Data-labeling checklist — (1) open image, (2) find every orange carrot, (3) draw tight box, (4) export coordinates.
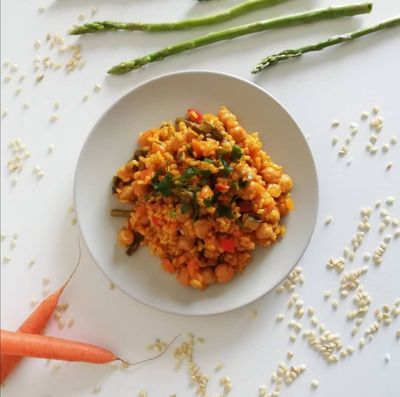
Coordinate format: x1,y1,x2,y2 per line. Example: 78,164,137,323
0,241,81,384
1,330,117,364
0,287,68,384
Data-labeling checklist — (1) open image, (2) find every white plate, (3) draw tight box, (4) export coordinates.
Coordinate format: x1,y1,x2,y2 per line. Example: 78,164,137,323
74,70,318,316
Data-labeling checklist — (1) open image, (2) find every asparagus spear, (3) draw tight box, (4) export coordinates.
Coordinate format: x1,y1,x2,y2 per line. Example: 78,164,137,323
70,0,290,35
108,2,373,75
253,15,400,73
110,209,131,217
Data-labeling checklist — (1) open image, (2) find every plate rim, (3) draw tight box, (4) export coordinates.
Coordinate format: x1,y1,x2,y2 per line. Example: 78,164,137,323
73,69,319,316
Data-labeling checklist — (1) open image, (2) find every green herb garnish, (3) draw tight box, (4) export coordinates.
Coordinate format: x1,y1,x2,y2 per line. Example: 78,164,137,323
238,179,248,189
220,157,233,176
216,203,233,218
198,169,211,184
177,166,211,187
169,210,177,218
152,172,173,197
178,166,198,183
204,192,221,207
231,144,243,162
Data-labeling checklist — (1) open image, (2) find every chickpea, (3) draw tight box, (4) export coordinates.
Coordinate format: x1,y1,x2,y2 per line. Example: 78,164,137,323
178,237,194,251
135,205,147,217
266,183,282,198
116,166,133,182
138,129,155,147
229,126,246,143
255,223,274,240
177,268,191,287
278,201,290,217
217,107,232,123
215,264,234,284
267,208,280,225
226,118,239,129
132,182,149,197
223,253,238,267
280,174,293,193
118,228,134,246
194,219,212,239
201,268,216,285
119,185,135,201
261,166,281,183
187,258,200,279
286,197,294,211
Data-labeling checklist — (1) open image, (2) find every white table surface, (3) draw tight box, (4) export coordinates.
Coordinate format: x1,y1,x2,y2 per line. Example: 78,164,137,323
1,1,399,396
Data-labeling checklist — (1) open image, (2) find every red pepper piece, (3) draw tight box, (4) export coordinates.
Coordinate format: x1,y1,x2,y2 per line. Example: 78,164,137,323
220,238,236,253
187,108,203,123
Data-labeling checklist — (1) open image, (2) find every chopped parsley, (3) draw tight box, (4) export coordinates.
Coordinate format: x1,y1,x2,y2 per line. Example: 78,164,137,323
216,203,234,218
231,144,243,162
238,179,248,189
178,166,198,183
198,169,211,184
204,192,221,207
152,172,173,197
220,157,233,176
177,166,212,188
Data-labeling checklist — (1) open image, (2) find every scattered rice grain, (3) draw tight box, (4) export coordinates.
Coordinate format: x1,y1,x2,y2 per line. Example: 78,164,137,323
258,385,268,397
361,111,369,120
214,362,224,372
311,379,319,389
386,196,395,205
